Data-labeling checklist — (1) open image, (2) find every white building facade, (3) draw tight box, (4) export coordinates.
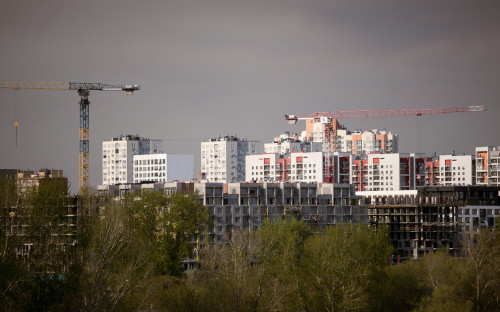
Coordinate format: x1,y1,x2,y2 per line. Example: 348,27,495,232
335,129,398,155
246,152,324,183
200,135,262,183
133,154,193,183
264,140,322,155
476,146,500,186
351,153,426,192
301,118,398,155
102,135,162,185
437,155,474,186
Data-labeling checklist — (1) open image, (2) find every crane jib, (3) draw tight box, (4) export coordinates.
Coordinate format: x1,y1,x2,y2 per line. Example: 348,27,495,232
0,81,140,193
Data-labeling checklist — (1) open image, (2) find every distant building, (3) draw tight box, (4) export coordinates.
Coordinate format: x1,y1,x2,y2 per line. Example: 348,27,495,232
102,134,162,185
475,146,500,186
133,153,193,183
351,153,426,192
335,128,398,155
425,154,475,187
200,135,262,183
301,118,398,155
16,169,67,194
265,132,322,155
0,169,76,273
246,152,324,183
98,181,366,246
0,169,18,180
359,186,500,261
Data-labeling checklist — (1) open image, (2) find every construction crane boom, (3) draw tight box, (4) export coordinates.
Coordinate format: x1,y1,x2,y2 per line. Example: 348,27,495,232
0,81,140,192
285,105,487,124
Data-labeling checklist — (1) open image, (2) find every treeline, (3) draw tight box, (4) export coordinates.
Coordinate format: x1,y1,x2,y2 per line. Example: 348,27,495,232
1,178,500,311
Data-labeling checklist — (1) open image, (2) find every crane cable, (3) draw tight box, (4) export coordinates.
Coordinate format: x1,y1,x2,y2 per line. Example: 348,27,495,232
13,89,19,147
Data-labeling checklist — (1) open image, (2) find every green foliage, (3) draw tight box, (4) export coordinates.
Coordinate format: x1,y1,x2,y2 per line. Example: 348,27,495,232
197,230,261,312
124,191,208,276
4,181,500,312
257,218,313,311
300,224,393,312
416,285,473,312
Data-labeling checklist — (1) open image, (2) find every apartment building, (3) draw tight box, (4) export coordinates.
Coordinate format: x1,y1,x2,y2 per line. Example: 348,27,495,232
246,152,323,183
16,169,66,194
0,169,18,180
98,181,366,248
264,140,322,155
302,118,398,154
476,146,500,186
351,153,426,192
200,135,262,183
102,134,162,185
246,152,351,184
335,128,398,155
304,118,346,144
133,153,193,183
265,132,322,155
1,170,78,273
425,155,474,187
359,186,500,260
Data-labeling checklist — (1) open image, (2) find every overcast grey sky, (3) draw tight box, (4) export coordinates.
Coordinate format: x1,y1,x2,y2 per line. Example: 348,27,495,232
1,0,499,193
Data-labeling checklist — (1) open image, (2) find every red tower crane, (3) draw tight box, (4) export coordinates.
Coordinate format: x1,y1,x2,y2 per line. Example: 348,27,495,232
284,105,487,182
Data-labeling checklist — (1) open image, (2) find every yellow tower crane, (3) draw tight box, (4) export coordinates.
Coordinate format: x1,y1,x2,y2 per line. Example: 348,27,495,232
0,82,140,192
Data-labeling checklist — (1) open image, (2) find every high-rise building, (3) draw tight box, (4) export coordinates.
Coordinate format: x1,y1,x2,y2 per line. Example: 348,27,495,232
200,135,262,183
302,119,398,155
476,146,500,186
264,137,322,155
335,128,398,155
246,152,351,184
246,152,324,183
425,155,475,187
133,153,193,183
102,135,162,185
351,153,426,192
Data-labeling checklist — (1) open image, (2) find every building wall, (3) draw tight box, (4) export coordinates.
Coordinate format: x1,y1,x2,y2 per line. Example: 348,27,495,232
336,129,397,155
476,146,500,186
166,154,193,182
246,152,323,183
98,182,366,249
200,136,262,183
102,135,162,185
16,169,68,194
437,155,474,186
133,154,193,183
264,141,322,155
351,153,425,192
359,186,500,260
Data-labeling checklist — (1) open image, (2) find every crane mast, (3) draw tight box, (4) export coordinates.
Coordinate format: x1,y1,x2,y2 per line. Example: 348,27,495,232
284,105,487,183
0,81,140,192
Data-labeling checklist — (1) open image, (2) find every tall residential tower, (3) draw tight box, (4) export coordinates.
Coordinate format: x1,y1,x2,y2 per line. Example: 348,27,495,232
200,135,262,182
102,135,162,185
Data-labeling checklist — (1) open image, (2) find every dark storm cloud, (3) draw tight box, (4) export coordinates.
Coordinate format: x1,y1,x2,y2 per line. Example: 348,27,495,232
1,0,499,193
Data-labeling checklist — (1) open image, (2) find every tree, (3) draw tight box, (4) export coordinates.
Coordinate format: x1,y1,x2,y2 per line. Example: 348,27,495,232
300,224,393,312
81,201,150,312
124,190,208,276
256,218,312,311
461,228,500,312
197,230,261,312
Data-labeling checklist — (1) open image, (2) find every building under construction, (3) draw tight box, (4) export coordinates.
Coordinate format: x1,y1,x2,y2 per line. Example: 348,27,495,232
359,186,500,260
